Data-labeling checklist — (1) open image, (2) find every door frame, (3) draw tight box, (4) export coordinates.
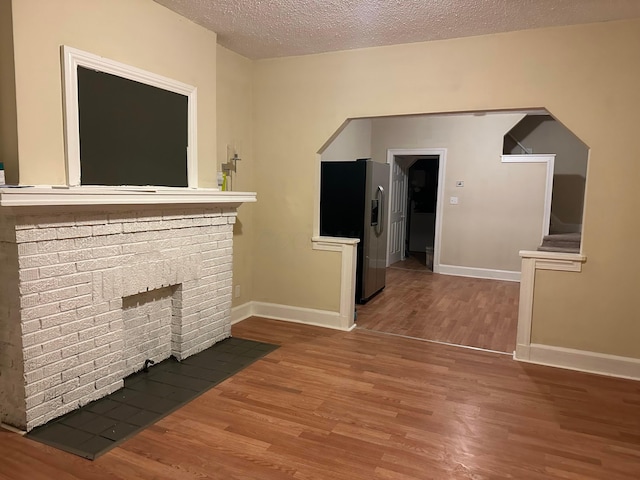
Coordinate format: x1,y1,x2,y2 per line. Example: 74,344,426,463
386,148,447,272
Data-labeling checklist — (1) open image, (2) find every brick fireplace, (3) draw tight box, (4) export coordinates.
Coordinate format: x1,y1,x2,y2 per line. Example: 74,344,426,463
0,187,255,431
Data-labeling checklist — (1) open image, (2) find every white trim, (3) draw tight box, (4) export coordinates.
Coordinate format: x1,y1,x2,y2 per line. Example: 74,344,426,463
515,250,587,365
313,154,322,238
0,186,256,207
516,344,640,382
311,236,359,250
501,154,555,238
230,302,253,325
228,301,355,331
0,423,26,435
386,148,446,273
312,236,359,330
62,46,198,188
438,264,521,282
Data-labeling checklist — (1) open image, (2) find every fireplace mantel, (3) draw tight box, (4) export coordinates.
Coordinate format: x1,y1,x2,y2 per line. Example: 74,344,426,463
0,186,254,432
0,186,257,208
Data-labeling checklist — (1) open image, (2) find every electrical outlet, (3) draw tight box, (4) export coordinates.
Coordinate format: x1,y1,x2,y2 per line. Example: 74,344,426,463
450,196,459,205
235,285,241,298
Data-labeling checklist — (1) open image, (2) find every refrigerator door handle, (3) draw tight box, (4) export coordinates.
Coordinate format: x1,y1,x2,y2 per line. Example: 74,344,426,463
375,185,384,236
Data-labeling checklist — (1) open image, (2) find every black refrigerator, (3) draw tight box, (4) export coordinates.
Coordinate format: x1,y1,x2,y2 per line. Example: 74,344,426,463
320,159,390,304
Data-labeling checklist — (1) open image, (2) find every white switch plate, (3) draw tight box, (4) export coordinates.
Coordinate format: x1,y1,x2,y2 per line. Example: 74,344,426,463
450,196,459,205
456,181,464,187
235,285,241,298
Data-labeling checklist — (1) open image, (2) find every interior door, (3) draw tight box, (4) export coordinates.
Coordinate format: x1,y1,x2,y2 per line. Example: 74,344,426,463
388,159,408,265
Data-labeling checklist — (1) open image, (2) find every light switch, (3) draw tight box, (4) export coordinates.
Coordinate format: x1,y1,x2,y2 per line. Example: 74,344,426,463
450,196,459,205
456,181,464,187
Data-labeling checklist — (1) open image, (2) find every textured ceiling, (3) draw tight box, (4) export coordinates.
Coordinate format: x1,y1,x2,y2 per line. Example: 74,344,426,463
153,0,640,59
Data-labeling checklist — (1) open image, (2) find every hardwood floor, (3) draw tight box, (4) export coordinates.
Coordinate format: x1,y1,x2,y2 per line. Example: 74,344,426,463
356,266,520,353
1,317,639,479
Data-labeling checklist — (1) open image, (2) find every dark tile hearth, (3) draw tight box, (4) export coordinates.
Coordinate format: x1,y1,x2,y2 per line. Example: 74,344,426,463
26,337,278,460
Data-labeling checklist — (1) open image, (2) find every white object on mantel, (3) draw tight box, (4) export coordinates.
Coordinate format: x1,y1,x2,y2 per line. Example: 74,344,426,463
0,186,257,207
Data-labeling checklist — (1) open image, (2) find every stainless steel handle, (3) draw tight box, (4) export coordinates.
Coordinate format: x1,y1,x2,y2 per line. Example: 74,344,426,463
376,186,384,236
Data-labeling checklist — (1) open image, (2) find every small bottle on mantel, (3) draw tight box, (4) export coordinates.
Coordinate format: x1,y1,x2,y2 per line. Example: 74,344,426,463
217,171,224,191
0,163,4,185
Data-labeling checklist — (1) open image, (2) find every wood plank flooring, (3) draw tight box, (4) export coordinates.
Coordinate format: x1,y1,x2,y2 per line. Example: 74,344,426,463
1,317,639,479
356,265,520,353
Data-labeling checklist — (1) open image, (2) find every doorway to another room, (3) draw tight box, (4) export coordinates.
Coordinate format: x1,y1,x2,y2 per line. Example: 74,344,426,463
388,153,440,272
318,112,587,355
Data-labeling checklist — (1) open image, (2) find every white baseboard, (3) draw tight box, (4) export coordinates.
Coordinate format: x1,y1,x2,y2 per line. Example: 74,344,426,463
0,422,26,435
437,264,521,282
230,302,253,325
230,301,354,331
515,343,640,381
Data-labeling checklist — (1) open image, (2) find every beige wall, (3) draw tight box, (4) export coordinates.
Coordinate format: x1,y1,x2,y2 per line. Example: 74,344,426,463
216,45,255,306
320,118,372,160
0,0,19,184
509,116,588,226
509,117,588,175
10,0,218,187
252,19,640,359
368,113,545,272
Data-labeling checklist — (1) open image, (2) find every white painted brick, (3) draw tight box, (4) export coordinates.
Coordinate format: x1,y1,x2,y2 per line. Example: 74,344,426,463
25,368,44,384
18,252,59,268
92,245,122,258
78,380,122,408
76,301,110,320
93,350,120,369
78,324,110,342
17,242,38,255
92,271,103,301
121,242,152,254
79,343,107,364
76,256,123,272
24,350,63,373
7,206,240,430
36,238,75,253
92,223,122,236
61,361,95,383
19,276,72,296
24,374,61,398
60,317,94,336
57,249,93,263
26,397,63,427
62,383,97,404
110,298,122,310
70,215,103,226
59,294,92,312
74,236,105,249
20,294,40,308
39,263,76,279
56,226,93,240
19,268,39,282
39,285,82,304
58,272,92,288
76,339,97,363
15,228,57,243
22,303,61,322
23,345,43,361
94,330,121,348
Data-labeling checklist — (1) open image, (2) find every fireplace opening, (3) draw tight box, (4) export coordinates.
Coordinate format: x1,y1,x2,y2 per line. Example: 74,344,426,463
122,286,178,377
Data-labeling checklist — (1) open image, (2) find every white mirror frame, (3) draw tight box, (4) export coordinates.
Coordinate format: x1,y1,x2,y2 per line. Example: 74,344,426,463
61,45,198,187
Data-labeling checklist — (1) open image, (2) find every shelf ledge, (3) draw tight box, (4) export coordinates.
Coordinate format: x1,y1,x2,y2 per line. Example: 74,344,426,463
0,186,257,207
